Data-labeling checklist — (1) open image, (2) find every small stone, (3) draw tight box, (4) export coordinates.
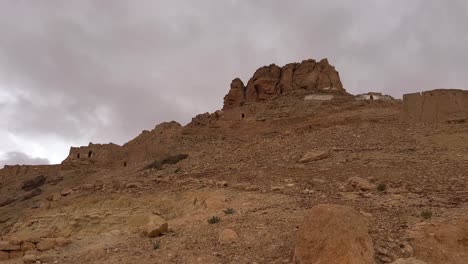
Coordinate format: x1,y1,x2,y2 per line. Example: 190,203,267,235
217,181,229,187
218,229,238,244
298,150,330,163
271,186,285,191
60,188,73,196
360,211,373,218
125,182,142,189
286,183,295,187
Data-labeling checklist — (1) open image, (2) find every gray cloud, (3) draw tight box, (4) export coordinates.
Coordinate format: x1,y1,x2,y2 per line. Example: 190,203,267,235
0,152,50,168
0,0,467,163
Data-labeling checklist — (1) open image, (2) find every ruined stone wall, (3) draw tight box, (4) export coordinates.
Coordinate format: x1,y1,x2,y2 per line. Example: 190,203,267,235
61,143,127,167
402,89,468,122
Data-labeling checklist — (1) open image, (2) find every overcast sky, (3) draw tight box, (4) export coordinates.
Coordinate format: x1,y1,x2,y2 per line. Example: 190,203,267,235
1,0,467,167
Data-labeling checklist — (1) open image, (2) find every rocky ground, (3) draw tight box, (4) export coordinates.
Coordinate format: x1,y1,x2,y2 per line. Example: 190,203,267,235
0,97,467,264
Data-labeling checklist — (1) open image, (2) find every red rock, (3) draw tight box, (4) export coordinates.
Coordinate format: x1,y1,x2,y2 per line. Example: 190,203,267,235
294,204,375,264
223,78,246,110
222,58,346,109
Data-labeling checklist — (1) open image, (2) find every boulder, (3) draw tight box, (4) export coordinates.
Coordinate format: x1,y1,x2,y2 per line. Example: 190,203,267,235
391,258,427,264
141,215,169,238
61,188,73,196
294,204,375,264
408,217,468,264
298,150,330,163
347,177,376,192
218,229,238,244
22,175,46,191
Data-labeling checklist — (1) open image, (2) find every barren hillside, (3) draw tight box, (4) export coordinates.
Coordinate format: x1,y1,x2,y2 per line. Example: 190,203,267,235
1,59,467,264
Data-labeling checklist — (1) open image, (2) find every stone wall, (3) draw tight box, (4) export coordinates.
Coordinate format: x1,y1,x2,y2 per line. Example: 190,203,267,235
402,89,468,122
61,143,127,168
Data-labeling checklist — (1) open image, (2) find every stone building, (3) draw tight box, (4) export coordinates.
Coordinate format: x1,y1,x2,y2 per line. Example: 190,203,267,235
402,89,468,122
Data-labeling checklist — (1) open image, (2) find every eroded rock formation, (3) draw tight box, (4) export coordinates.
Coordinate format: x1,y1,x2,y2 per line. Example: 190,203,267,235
223,58,346,110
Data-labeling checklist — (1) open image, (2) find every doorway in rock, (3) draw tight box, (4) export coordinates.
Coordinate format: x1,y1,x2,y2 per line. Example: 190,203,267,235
77,153,80,159
88,150,93,158
241,113,245,118
123,161,127,167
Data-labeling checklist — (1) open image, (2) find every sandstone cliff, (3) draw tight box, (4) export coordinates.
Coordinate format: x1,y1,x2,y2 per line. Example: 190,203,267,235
223,58,346,110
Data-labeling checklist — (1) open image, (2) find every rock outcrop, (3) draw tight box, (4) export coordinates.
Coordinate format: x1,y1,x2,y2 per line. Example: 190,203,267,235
294,204,375,264
223,58,346,110
223,78,246,110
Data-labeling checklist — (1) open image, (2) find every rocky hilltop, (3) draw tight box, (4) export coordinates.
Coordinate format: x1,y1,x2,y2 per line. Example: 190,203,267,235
223,58,345,109
0,58,467,264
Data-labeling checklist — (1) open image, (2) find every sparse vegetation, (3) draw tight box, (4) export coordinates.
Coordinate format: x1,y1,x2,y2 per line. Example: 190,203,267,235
377,183,387,192
207,216,221,224
223,208,236,215
421,209,433,219
153,241,160,250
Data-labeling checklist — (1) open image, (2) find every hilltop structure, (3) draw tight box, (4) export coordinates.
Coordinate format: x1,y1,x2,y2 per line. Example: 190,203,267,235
402,89,468,122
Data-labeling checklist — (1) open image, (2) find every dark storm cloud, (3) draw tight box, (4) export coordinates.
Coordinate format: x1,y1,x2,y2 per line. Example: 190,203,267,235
0,151,50,168
0,0,467,164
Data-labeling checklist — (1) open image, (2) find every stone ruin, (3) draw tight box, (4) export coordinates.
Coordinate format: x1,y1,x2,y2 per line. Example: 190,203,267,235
223,58,347,110
402,89,468,123
61,143,127,168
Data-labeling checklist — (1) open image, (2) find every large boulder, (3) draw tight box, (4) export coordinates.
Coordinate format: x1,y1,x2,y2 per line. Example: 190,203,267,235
408,217,468,264
141,215,169,238
294,204,375,264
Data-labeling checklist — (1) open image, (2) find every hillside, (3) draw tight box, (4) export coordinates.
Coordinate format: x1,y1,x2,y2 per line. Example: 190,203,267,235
0,59,467,264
